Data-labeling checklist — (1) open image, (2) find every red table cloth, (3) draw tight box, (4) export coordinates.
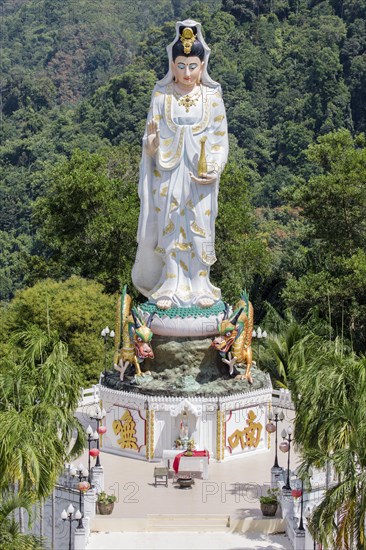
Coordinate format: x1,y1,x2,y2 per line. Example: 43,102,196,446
172,450,210,474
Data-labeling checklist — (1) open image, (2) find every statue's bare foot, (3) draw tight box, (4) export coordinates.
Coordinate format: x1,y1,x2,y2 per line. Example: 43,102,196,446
157,299,172,310
198,298,214,308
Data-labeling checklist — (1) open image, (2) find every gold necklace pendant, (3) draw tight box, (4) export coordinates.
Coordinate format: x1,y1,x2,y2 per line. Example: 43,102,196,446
174,86,201,113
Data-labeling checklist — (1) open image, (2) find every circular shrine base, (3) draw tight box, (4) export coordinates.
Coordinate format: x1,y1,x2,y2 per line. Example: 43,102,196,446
100,323,273,463
103,335,269,397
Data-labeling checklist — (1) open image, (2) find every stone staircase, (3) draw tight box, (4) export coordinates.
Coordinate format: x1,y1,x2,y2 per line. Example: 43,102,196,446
146,514,230,532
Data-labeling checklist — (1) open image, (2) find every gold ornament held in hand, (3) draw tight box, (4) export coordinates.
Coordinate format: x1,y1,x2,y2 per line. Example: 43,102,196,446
198,137,207,177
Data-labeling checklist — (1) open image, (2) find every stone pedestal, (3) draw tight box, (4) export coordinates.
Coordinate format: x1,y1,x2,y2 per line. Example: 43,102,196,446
74,526,87,550
83,488,97,524
271,466,284,488
281,488,294,521
91,465,104,494
294,529,306,550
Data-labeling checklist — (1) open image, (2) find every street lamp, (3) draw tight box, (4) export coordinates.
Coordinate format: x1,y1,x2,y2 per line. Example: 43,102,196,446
90,405,107,468
280,425,293,490
101,326,115,376
297,478,305,531
61,504,83,550
86,425,99,485
265,408,284,468
251,326,267,368
70,463,89,528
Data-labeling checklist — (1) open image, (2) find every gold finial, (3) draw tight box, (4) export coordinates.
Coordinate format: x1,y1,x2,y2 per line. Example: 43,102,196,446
180,27,196,55
198,136,207,177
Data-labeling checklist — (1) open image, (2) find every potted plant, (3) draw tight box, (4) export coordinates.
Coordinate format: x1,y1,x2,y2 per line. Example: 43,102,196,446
97,491,117,515
259,488,279,517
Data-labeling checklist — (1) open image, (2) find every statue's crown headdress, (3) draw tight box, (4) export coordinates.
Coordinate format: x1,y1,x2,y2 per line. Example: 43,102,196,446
180,27,196,55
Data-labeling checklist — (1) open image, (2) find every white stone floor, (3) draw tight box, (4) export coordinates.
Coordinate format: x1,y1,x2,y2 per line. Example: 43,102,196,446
77,405,296,549
87,531,293,549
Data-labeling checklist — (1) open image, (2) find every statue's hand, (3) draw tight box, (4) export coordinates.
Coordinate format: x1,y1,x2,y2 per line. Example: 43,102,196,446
146,120,160,156
189,171,217,185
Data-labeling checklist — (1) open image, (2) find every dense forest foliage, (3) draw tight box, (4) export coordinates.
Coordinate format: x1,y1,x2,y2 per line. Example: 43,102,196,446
1,0,366,383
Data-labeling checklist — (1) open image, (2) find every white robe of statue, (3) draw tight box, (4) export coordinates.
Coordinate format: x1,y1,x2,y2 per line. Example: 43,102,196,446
132,20,229,308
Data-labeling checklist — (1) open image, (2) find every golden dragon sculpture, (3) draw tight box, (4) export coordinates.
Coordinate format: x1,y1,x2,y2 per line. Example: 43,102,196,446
114,286,155,380
211,291,254,384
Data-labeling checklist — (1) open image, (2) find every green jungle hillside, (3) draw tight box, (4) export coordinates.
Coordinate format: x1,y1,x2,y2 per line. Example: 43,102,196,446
1,0,366,384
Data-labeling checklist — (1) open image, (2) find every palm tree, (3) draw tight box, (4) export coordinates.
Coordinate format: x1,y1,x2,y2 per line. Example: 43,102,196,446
0,325,85,500
0,492,45,549
292,336,366,548
259,307,306,388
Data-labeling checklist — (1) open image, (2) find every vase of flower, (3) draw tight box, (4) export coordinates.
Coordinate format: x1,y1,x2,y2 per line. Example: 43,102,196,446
259,488,279,517
97,492,117,515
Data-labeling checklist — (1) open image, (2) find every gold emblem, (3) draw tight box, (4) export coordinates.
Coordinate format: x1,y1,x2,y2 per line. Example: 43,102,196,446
175,242,192,251
199,270,207,277
180,260,188,272
179,27,196,55
180,209,185,216
191,221,206,237
211,145,223,152
160,185,168,197
155,207,161,212
113,410,138,450
170,197,179,212
163,220,174,236
155,247,165,255
153,169,161,178
227,410,263,450
166,272,176,279
180,226,187,239
214,114,224,122
205,209,211,216
214,131,226,136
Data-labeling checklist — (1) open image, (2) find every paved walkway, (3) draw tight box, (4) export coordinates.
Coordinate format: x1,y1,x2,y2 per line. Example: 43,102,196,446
87,531,292,549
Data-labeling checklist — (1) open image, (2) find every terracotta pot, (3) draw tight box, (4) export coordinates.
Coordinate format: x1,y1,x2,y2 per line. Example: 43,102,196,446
97,501,115,515
260,502,278,517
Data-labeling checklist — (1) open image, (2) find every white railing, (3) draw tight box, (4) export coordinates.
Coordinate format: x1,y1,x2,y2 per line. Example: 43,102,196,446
78,385,100,406
272,388,295,410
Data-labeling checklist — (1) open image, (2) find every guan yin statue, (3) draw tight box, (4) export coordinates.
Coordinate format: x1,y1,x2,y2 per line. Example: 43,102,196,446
100,20,272,464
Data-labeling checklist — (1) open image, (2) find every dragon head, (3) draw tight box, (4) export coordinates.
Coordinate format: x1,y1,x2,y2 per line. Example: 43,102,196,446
131,309,155,360
211,307,243,353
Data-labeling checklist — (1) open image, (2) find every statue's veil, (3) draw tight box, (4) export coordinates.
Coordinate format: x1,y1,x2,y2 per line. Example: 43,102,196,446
157,19,219,88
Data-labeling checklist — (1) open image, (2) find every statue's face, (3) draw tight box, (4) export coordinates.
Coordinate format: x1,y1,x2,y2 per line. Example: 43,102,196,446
172,56,204,88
